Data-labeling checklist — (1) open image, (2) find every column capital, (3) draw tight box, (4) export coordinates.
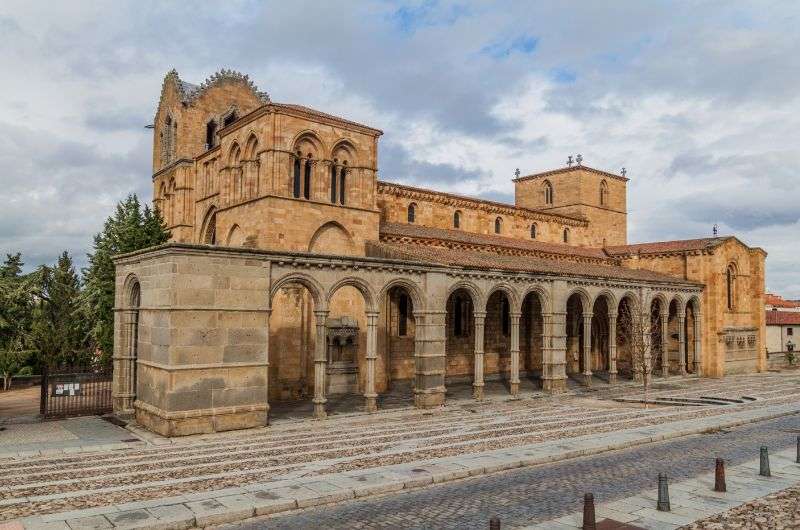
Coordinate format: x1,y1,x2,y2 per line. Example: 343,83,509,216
313,309,330,318
473,311,487,319
582,311,593,319
510,311,522,319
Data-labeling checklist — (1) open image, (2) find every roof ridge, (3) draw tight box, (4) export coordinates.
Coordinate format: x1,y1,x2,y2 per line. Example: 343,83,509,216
162,68,271,107
514,165,629,183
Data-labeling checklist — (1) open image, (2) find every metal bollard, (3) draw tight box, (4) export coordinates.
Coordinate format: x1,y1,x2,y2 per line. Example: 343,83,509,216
489,516,500,530
714,458,727,492
656,473,671,511
760,446,771,477
796,436,799,464
582,492,596,530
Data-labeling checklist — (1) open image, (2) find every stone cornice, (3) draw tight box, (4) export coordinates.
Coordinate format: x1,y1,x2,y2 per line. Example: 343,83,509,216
377,181,588,227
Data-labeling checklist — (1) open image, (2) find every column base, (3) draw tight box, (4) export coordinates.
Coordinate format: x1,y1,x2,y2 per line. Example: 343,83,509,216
473,384,484,400
510,382,519,397
542,378,566,393
364,395,377,413
583,372,593,387
608,372,617,384
414,389,445,408
313,401,327,420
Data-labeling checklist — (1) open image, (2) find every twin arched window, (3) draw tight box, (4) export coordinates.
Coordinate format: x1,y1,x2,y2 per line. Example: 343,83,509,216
726,263,737,310
544,180,554,205
408,203,416,223
600,180,609,206
494,217,503,234
453,210,461,229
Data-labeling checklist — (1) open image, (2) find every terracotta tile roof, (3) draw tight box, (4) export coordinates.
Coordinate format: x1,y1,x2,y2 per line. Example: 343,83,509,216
605,238,728,256
271,103,383,134
765,310,800,325
513,165,629,183
377,181,587,224
380,222,608,260
367,241,700,285
765,293,800,309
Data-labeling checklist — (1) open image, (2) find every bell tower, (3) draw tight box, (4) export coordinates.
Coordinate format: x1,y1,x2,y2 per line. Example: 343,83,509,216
513,162,628,247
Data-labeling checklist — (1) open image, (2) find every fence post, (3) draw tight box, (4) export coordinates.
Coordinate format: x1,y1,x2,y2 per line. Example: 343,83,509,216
759,446,771,477
582,493,596,530
39,366,48,416
714,458,726,492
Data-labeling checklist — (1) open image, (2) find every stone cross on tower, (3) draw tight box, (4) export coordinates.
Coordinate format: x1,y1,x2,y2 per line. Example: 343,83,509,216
514,168,521,179
567,155,573,167
576,154,583,166
713,224,719,237
621,167,627,177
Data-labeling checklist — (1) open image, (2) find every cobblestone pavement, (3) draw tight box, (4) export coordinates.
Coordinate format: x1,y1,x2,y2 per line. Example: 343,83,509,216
1,373,799,522
682,483,800,530
229,414,800,530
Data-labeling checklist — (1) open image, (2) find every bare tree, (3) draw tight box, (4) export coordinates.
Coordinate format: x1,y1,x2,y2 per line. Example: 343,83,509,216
617,295,656,407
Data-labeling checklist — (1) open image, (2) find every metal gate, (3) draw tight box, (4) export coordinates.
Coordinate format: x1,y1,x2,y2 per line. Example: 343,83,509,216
40,366,113,419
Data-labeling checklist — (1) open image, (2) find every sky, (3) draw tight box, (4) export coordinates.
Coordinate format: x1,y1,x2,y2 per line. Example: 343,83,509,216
1,1,799,296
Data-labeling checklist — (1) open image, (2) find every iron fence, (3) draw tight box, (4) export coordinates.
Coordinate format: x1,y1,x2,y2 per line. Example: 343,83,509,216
40,366,113,419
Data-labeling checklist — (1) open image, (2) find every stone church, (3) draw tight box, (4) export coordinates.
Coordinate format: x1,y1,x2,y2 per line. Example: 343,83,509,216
112,70,767,436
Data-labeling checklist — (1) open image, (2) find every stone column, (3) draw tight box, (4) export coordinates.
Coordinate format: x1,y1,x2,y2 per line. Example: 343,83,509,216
661,312,669,378
364,311,379,413
608,313,618,384
510,311,521,397
473,311,486,400
677,311,687,376
113,309,138,414
313,309,329,419
544,311,567,392
693,311,702,376
414,310,447,408
264,308,271,425
582,312,593,386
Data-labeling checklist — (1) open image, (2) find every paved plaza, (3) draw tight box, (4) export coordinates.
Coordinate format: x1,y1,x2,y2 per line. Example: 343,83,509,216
1,372,799,529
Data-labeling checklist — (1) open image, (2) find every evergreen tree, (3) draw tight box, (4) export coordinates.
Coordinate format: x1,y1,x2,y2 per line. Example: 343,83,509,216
28,252,91,368
0,254,35,388
82,195,169,365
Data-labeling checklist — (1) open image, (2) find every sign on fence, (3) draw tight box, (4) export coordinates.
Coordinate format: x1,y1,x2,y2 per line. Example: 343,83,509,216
40,367,112,419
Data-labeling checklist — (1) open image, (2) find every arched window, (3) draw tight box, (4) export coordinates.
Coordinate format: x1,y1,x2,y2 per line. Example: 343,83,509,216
453,210,461,229
205,120,217,150
398,293,409,337
293,154,301,198
222,110,237,128
407,203,416,223
494,217,502,234
726,263,737,310
563,227,570,243
544,180,553,205
303,154,312,200
600,180,608,206
330,162,337,203
530,223,537,239
339,163,346,205
162,114,177,165
202,209,217,245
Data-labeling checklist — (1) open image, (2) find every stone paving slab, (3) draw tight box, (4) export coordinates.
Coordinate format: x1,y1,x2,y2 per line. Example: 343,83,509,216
11,400,799,529
527,446,800,529
0,417,145,459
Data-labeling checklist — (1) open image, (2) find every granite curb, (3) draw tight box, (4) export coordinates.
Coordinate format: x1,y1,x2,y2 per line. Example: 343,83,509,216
8,402,798,529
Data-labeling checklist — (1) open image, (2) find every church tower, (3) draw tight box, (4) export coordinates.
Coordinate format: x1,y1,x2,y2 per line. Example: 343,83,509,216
513,163,628,247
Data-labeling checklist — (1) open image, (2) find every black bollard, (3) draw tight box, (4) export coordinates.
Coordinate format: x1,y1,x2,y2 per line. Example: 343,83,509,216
489,516,500,530
760,446,771,477
714,458,726,492
656,473,671,511
796,436,799,464
582,493,596,530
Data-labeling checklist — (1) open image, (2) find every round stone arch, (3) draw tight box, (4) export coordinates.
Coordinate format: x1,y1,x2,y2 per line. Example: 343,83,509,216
687,294,702,314
648,292,669,314
308,221,356,256
563,286,592,312
122,273,142,308
445,280,485,311
669,293,686,315
199,205,218,245
326,277,378,314
616,291,640,314
592,289,618,316
269,272,327,312
520,285,551,314
378,277,426,313
330,139,359,165
290,129,326,158
484,282,521,314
